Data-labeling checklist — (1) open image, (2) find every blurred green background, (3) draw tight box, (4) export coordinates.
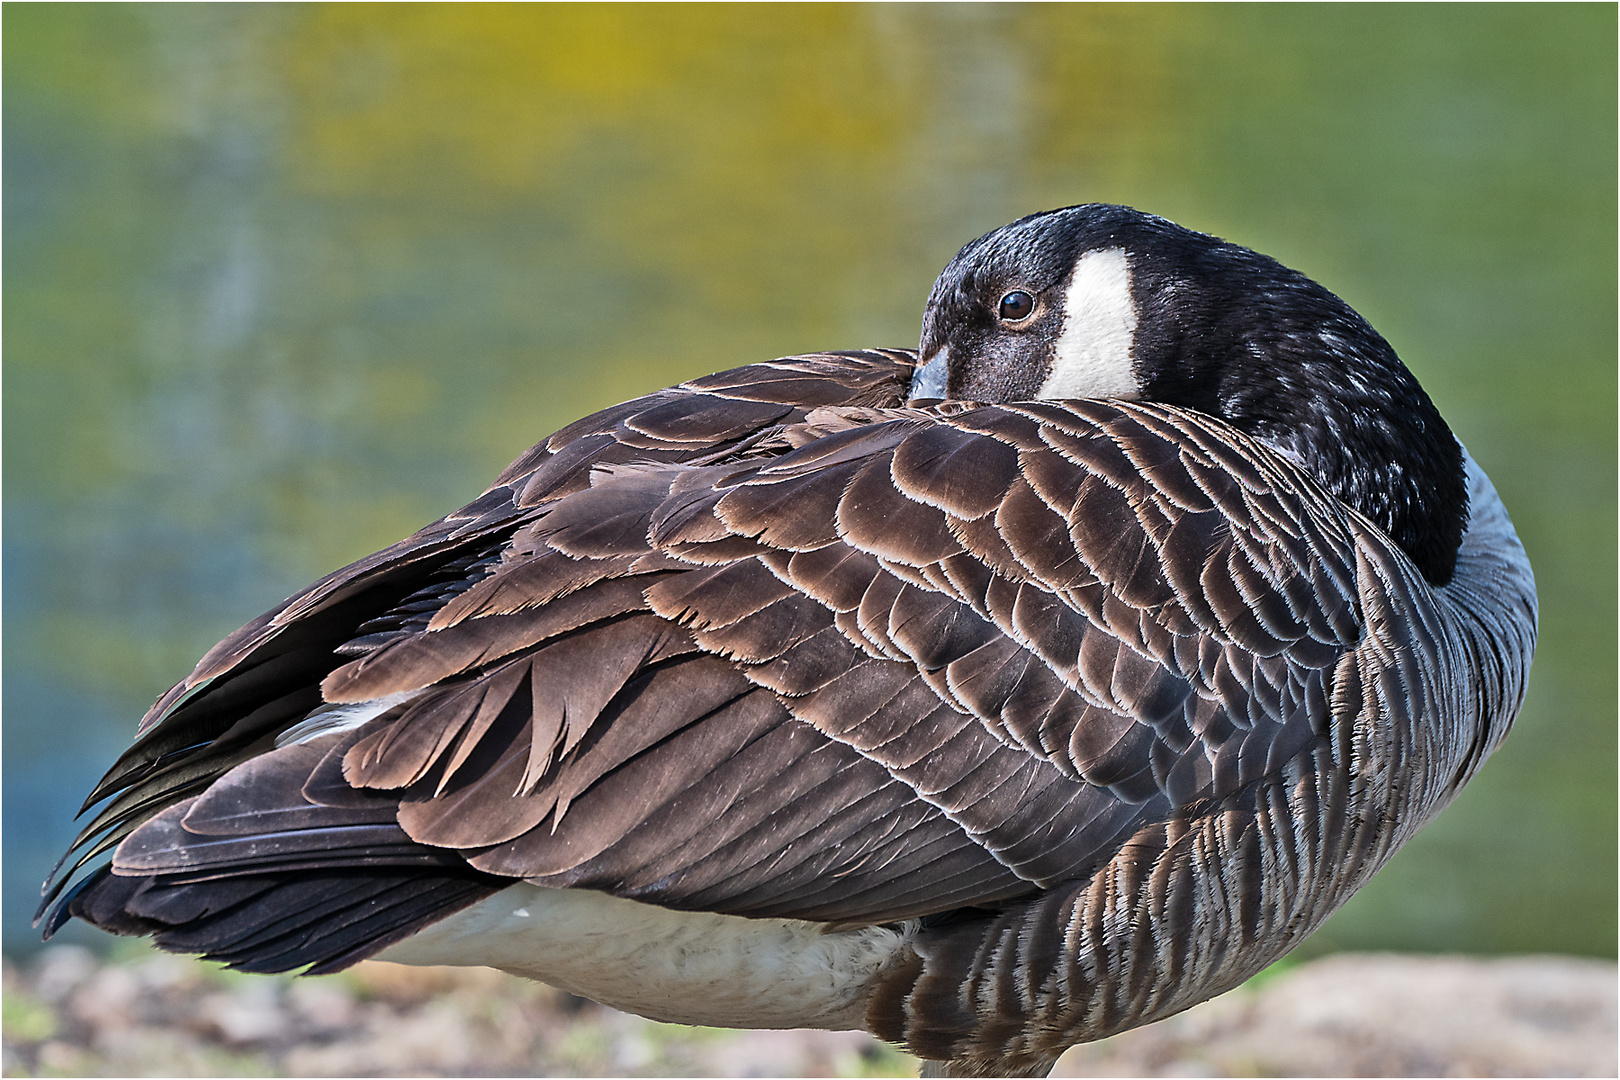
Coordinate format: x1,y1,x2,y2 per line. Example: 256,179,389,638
5,4,1614,961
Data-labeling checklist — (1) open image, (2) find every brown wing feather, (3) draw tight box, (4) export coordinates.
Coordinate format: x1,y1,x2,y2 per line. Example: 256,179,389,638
43,351,913,913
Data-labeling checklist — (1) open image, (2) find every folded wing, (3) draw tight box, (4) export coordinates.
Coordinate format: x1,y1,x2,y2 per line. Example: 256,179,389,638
46,349,1368,978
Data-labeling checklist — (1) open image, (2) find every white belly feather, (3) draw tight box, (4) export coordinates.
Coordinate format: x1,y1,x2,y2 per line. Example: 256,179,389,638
375,883,916,1030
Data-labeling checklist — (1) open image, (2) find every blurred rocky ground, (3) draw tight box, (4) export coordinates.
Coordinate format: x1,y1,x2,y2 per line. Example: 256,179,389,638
3,946,1613,1077
1051,954,1616,1078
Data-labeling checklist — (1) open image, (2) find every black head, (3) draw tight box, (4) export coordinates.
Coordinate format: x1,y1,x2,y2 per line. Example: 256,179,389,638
914,204,1467,586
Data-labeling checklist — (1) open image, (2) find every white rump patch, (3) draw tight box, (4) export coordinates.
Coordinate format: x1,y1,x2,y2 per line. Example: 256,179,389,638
1038,247,1140,400
275,689,423,747
376,883,916,1031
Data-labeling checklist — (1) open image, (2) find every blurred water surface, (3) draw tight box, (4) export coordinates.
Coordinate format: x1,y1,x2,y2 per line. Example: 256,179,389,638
5,5,1614,958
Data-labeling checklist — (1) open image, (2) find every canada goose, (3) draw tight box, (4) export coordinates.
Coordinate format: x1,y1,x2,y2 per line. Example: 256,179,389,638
41,204,1536,1078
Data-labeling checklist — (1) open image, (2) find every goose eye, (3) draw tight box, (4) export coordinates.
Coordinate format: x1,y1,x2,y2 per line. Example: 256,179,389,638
998,290,1035,322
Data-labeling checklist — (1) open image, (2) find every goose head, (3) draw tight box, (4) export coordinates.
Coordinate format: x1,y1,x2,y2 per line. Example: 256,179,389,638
912,203,1468,587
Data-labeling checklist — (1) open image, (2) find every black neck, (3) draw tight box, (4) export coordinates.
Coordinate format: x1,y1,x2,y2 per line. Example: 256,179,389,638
1131,251,1468,587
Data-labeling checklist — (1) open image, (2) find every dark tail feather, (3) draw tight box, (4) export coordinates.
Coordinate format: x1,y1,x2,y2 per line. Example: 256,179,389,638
63,865,504,975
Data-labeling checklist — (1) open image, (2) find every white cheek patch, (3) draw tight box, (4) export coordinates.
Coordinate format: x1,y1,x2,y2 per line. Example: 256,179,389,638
1038,247,1141,400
